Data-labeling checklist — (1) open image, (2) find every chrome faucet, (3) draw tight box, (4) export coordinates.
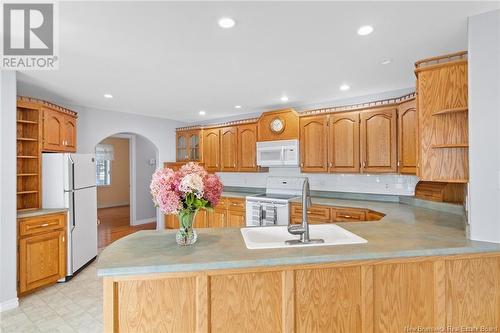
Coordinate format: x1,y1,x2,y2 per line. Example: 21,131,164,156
286,178,324,245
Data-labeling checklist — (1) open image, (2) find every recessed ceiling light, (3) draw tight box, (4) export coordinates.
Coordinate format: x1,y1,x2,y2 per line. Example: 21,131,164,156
357,25,374,36
199,110,206,116
280,95,289,102
103,93,113,99
235,105,242,109
381,58,393,65
218,17,236,29
339,84,350,91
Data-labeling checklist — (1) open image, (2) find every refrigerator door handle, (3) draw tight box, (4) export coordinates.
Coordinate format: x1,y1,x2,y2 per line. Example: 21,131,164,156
70,191,76,229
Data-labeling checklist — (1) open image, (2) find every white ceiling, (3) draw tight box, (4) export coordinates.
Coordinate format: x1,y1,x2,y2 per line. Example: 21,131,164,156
17,1,499,123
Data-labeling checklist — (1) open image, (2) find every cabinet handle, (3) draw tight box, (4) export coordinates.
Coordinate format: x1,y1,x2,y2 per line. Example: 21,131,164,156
362,161,366,168
397,161,401,167
233,163,236,168
338,214,352,218
62,236,65,242
329,162,333,167
41,223,49,227
301,163,304,168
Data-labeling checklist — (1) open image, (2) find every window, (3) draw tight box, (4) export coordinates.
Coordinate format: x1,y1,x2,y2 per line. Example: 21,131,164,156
95,144,114,186
96,160,111,186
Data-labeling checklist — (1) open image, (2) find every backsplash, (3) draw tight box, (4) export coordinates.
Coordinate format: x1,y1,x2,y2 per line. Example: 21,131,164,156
217,167,419,196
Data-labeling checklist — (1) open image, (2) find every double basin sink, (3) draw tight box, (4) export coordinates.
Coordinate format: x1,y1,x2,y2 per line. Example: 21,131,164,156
240,224,367,249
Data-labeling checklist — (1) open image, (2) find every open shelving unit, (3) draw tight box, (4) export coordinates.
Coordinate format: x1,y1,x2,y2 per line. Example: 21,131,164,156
16,102,42,211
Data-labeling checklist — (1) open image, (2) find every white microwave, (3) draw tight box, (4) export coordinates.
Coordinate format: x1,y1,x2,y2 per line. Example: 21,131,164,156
256,139,300,167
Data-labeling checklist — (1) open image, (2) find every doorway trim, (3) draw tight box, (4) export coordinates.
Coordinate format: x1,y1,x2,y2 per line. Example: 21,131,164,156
111,133,137,225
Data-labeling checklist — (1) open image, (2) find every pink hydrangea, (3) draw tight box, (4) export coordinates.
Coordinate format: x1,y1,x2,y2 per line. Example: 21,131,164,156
203,174,223,206
150,167,176,206
156,190,181,214
180,162,207,178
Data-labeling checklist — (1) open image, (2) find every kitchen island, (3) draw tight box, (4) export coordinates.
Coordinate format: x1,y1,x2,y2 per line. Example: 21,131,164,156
98,198,500,332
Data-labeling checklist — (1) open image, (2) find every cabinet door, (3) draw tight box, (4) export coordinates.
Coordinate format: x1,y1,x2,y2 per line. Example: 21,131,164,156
300,115,328,172
227,210,245,227
208,208,226,228
237,124,258,172
194,210,207,228
164,214,178,229
398,100,417,174
360,108,397,173
220,127,238,172
18,230,66,294
188,131,201,161
203,129,220,172
62,115,77,152
176,132,188,161
328,112,360,173
43,108,63,151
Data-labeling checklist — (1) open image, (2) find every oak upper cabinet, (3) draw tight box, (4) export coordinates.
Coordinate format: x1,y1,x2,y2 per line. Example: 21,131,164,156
300,115,328,172
237,123,258,172
42,108,63,151
61,115,77,152
42,108,77,152
397,99,417,174
203,128,220,172
360,107,397,173
176,130,202,162
328,112,360,173
18,213,66,295
220,127,238,172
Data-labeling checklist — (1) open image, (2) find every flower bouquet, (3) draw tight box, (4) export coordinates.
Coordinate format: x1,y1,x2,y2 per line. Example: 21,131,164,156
150,162,223,245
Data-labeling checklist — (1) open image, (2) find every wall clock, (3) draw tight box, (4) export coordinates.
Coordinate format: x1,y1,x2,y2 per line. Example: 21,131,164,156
270,117,285,134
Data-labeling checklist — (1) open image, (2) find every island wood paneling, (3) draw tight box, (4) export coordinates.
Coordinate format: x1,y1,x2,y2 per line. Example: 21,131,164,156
103,253,500,333
373,261,436,333
210,271,283,332
295,266,362,332
116,277,197,333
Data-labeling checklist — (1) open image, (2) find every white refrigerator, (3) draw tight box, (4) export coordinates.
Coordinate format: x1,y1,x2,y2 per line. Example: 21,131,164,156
42,153,98,277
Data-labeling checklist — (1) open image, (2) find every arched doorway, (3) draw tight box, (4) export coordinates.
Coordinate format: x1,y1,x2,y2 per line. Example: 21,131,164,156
94,132,159,248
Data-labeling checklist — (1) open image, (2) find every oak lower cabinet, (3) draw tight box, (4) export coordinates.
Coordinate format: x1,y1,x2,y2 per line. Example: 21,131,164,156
17,212,67,295
328,112,360,173
300,115,328,172
207,197,246,228
360,107,398,173
398,99,417,174
42,107,77,153
290,202,384,224
164,210,208,229
207,206,227,228
202,128,221,173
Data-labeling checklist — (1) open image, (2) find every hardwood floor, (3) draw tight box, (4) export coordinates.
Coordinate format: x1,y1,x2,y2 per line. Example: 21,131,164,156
97,205,156,248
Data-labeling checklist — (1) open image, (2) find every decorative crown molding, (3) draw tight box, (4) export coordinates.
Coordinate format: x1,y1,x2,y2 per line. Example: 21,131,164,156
17,96,78,117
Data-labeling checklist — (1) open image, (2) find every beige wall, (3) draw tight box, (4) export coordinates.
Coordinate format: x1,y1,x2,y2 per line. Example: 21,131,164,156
97,137,130,208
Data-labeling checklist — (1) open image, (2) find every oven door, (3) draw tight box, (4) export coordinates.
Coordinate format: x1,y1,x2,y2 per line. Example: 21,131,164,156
246,200,289,226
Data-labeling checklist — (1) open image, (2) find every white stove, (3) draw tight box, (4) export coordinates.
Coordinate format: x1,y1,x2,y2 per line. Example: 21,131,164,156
245,176,306,227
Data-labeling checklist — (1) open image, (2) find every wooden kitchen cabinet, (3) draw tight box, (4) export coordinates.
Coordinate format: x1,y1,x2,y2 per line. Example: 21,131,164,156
207,197,246,228
42,108,77,153
18,212,67,295
227,210,245,227
328,112,360,173
220,127,238,172
290,202,384,224
164,210,208,229
237,123,259,172
300,115,328,172
397,99,417,174
203,128,220,172
360,107,398,173
176,129,202,162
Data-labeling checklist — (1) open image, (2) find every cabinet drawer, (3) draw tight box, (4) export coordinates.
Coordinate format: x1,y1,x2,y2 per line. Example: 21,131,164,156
332,208,367,222
291,204,331,221
216,197,228,210
227,198,245,212
19,213,66,237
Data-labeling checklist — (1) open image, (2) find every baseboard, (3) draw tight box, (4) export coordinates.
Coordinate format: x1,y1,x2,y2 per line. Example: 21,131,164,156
0,298,19,312
97,202,130,209
132,217,156,226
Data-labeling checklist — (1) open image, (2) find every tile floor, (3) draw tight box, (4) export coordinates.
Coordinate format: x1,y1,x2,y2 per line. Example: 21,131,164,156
0,260,103,333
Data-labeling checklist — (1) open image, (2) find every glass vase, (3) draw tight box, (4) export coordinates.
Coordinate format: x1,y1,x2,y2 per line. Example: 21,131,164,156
176,209,198,246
